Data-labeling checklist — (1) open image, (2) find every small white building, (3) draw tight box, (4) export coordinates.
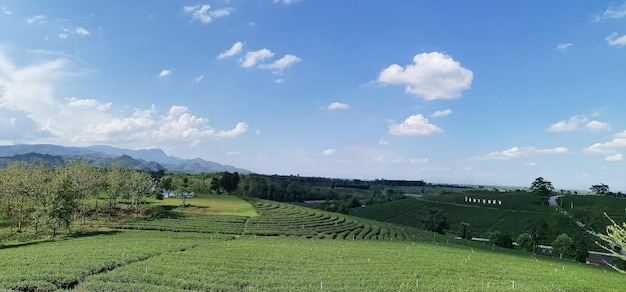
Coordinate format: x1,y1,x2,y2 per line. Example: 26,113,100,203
162,190,195,198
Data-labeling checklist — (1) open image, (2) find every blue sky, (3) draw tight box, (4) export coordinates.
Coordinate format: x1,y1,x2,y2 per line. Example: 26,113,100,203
1,1,626,191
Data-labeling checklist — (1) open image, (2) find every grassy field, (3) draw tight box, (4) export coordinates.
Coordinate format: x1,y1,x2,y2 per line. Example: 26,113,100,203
2,230,625,291
3,194,626,291
148,193,259,217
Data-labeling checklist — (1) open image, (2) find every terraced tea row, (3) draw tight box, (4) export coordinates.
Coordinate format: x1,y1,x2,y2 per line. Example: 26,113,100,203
78,235,626,291
0,231,232,291
115,213,248,235
243,198,437,241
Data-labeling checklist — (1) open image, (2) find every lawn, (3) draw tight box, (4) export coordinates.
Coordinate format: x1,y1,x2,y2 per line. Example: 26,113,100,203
151,193,258,217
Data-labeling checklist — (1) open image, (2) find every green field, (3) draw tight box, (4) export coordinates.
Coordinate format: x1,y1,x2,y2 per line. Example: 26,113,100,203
3,194,626,291
2,230,625,291
351,196,552,237
149,193,259,217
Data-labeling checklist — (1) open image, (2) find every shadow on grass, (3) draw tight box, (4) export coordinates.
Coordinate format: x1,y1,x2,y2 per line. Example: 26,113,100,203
0,230,124,250
66,229,122,239
143,205,186,219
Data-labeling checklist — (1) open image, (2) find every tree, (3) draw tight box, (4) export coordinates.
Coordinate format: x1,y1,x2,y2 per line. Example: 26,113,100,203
220,172,240,195
530,177,554,204
35,174,77,237
526,218,548,248
590,183,610,195
516,233,534,252
489,230,513,248
106,165,128,218
574,240,589,263
4,161,48,233
125,171,154,212
596,213,626,273
458,222,472,240
417,207,449,234
552,233,574,259
64,160,104,225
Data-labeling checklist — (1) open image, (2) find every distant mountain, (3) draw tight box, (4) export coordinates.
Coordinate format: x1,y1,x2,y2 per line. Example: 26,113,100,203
0,153,65,168
0,144,251,174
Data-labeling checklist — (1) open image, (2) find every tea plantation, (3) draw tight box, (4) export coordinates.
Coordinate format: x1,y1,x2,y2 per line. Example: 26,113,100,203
2,194,626,291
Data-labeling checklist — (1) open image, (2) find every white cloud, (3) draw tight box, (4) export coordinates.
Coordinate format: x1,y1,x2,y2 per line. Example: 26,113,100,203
183,4,231,24
595,3,626,21
605,153,623,161
432,109,452,117
547,115,610,132
524,161,538,167
273,0,301,4
75,27,90,36
328,102,349,110
58,33,68,39
2,7,12,15
26,15,45,24
192,75,204,83
411,158,429,164
227,151,241,156
389,114,443,136
379,139,390,145
66,97,111,111
583,134,626,155
240,49,274,68
259,54,302,71
321,148,336,156
0,50,248,149
377,52,473,100
585,120,610,132
474,146,569,160
555,43,573,50
217,41,243,59
217,122,249,138
158,69,171,77
606,32,626,47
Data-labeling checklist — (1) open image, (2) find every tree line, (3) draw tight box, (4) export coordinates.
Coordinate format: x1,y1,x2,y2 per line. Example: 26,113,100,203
0,160,155,238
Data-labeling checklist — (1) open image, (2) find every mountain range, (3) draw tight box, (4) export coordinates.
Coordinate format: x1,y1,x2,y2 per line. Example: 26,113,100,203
0,144,251,174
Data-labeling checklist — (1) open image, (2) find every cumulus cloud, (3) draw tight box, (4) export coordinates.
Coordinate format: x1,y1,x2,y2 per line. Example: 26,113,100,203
183,4,231,24
75,27,89,35
58,33,68,39
606,32,626,47
240,49,274,68
389,114,443,136
321,148,336,156
259,54,302,71
66,97,111,111
432,109,452,117
379,139,390,145
605,153,623,161
474,146,569,160
158,69,171,77
595,2,626,21
524,161,538,167
583,131,626,159
555,43,573,50
547,115,610,132
217,41,243,59
328,102,349,110
0,50,248,149
377,52,473,100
